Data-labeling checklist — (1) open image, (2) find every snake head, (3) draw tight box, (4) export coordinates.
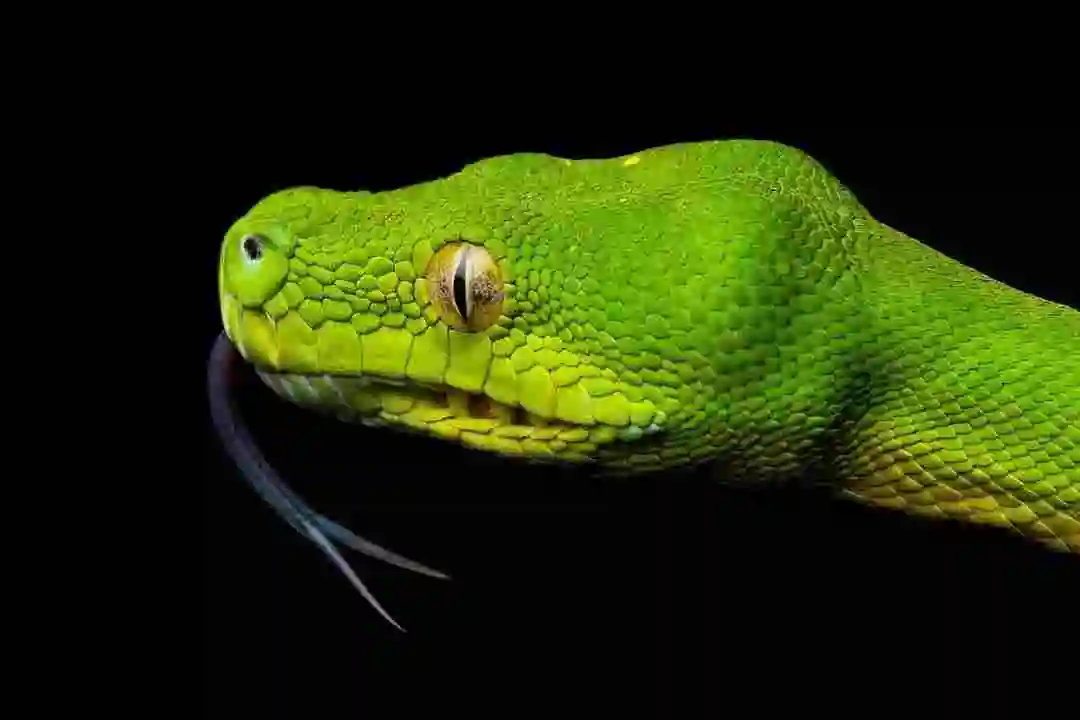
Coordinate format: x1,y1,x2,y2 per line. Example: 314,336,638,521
216,179,674,471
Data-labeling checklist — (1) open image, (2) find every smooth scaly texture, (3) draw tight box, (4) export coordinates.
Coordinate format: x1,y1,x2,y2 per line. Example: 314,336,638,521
217,139,1079,584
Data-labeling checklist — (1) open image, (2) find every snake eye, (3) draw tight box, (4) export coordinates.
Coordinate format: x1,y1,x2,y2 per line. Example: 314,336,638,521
241,234,264,262
426,241,504,332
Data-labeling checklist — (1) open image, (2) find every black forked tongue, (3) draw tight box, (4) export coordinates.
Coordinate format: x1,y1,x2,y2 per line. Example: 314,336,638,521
207,332,449,632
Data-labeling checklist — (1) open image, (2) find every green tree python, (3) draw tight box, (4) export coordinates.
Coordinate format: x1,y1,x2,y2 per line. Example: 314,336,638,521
209,138,1079,630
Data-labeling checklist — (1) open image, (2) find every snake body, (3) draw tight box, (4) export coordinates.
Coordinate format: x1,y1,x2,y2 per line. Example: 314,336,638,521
215,139,1079,624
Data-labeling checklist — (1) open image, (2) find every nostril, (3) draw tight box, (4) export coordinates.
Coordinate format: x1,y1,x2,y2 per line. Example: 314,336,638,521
242,234,263,261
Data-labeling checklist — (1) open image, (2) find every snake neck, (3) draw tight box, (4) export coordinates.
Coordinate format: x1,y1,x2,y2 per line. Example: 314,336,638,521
836,219,1080,552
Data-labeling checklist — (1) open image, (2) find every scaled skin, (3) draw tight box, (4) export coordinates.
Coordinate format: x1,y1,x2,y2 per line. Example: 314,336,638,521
219,139,1080,553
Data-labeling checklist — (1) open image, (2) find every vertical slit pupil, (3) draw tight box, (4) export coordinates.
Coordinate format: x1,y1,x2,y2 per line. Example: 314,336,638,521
453,255,469,321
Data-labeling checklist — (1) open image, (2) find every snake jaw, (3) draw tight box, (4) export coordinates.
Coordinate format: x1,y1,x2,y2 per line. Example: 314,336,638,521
222,297,667,463
222,288,671,464
253,370,661,462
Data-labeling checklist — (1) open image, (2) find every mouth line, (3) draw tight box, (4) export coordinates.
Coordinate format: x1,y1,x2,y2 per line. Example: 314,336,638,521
250,366,663,459
255,366,604,439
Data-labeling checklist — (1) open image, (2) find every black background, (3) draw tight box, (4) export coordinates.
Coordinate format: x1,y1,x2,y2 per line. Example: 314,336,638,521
203,124,1079,717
